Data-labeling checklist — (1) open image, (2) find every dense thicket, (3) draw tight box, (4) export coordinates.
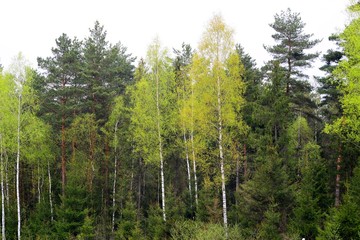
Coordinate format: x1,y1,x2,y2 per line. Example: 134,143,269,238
0,4,359,239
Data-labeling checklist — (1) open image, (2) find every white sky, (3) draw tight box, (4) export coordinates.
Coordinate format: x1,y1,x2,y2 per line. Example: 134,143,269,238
1,0,349,73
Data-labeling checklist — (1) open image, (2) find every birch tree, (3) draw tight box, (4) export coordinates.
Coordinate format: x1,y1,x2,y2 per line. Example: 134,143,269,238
105,96,128,232
174,44,196,209
0,72,17,240
130,37,176,222
9,53,30,240
192,14,245,233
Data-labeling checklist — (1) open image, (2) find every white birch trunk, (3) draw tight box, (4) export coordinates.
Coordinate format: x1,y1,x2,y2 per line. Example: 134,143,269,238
183,126,192,200
155,67,166,222
217,77,228,234
190,84,198,208
112,121,119,232
16,95,21,240
0,134,5,240
47,160,54,222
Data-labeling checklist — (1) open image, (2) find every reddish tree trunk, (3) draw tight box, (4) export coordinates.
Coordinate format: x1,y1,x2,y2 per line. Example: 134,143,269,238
61,113,66,195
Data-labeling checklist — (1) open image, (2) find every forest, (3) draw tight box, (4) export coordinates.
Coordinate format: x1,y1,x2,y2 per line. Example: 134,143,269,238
0,3,359,240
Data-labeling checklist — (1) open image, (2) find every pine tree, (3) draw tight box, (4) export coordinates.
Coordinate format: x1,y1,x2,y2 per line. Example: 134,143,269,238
36,34,83,194
265,8,320,117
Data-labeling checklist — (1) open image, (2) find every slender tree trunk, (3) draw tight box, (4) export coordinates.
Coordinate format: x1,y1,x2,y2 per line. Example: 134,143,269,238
335,145,342,207
48,160,53,222
16,95,21,240
217,77,228,235
61,112,66,196
183,126,192,202
155,68,166,222
190,83,198,209
0,134,5,240
112,120,119,232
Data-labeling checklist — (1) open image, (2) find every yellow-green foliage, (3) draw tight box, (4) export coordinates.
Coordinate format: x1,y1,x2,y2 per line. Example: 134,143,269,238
325,4,360,143
189,14,246,179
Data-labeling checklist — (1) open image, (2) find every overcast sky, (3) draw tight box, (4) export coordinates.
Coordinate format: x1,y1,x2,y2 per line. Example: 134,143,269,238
1,0,349,72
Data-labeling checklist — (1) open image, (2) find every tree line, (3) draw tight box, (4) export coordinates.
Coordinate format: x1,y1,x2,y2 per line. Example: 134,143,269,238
0,4,359,239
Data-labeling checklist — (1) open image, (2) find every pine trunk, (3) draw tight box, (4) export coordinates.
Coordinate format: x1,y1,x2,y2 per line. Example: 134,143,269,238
16,95,21,240
217,77,228,234
61,113,66,196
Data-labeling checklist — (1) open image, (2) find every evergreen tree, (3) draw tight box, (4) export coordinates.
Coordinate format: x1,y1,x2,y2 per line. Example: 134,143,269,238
55,156,92,239
238,147,292,238
35,34,83,194
82,21,135,124
265,8,320,117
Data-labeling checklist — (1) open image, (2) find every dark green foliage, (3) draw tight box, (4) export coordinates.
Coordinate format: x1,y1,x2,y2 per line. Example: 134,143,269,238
265,8,320,80
265,8,320,119
82,21,135,124
290,143,330,239
116,194,142,240
318,166,360,240
257,204,282,240
55,157,93,239
35,33,83,127
317,37,344,122
238,147,293,238
23,198,54,238
262,61,291,147
145,205,166,240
